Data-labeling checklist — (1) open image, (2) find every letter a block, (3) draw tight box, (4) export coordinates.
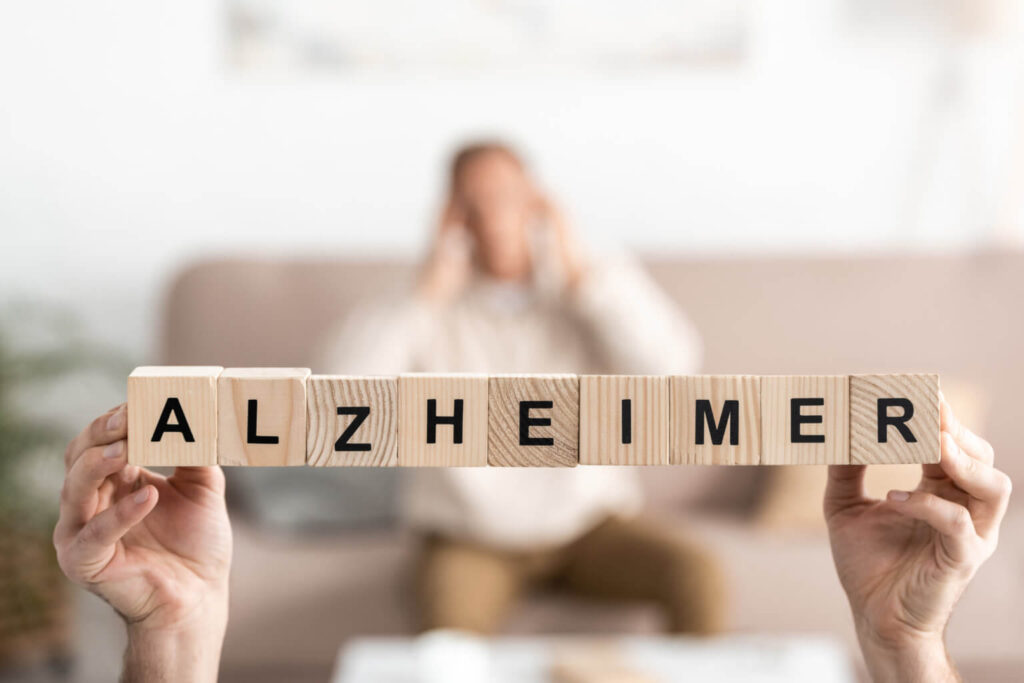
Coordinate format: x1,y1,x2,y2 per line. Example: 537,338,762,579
398,374,488,467
579,375,669,465
850,374,940,464
307,375,398,466
128,366,222,466
671,375,761,465
217,368,310,466
488,374,579,467
761,375,849,464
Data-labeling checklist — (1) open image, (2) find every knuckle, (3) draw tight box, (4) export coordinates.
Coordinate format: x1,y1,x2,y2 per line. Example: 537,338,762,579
995,471,1012,498
951,507,973,535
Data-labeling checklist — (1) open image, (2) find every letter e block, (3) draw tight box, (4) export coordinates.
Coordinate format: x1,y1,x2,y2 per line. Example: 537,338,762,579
579,375,668,465
671,375,761,465
761,375,849,465
850,374,939,464
488,374,579,467
217,368,310,466
398,374,488,467
307,375,398,466
128,366,222,466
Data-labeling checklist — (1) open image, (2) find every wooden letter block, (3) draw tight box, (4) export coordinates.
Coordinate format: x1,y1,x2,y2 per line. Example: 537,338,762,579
217,368,310,466
398,374,488,467
761,375,849,465
850,374,940,464
579,375,668,466
671,375,761,465
307,375,398,466
128,366,222,466
488,374,579,467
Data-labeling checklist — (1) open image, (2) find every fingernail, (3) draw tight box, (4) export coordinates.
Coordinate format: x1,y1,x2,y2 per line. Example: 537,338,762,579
103,441,124,459
106,407,125,431
888,490,911,501
133,488,150,504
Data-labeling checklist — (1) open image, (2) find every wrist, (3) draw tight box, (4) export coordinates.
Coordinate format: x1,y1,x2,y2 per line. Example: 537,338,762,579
856,625,957,682
123,586,228,682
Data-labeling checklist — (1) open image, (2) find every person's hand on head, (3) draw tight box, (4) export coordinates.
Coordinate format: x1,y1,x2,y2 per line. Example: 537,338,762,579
54,404,232,681
825,395,1011,681
530,190,586,289
418,195,472,304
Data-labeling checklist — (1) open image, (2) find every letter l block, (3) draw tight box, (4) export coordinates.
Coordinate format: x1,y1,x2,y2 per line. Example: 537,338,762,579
217,368,311,466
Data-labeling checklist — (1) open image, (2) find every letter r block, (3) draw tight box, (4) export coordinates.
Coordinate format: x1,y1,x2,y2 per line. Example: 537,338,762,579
398,374,488,467
671,375,761,465
306,375,398,466
128,366,223,466
487,374,579,467
850,374,940,464
761,375,849,465
217,368,310,466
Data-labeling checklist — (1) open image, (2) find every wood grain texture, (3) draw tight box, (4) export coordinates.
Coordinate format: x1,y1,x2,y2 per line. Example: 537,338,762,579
487,374,579,467
850,374,940,464
306,375,398,466
217,368,310,466
579,375,669,466
761,375,849,465
671,375,761,465
127,366,222,466
398,374,488,467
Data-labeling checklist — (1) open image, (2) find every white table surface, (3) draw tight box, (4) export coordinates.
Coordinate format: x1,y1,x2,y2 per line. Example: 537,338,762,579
333,632,855,683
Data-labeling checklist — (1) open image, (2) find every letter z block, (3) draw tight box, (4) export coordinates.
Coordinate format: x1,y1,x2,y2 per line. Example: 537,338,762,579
307,375,398,466
217,368,310,466
579,375,669,465
398,374,488,467
671,375,761,465
128,366,223,466
488,374,579,467
761,375,849,465
850,374,940,464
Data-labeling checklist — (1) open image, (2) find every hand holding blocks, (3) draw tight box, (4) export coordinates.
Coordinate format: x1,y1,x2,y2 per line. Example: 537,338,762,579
126,369,941,467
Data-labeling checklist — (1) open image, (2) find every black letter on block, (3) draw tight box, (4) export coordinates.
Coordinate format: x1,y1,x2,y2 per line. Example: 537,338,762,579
695,400,740,446
621,399,633,445
427,399,464,444
246,399,279,444
151,397,195,443
878,398,916,443
791,398,825,443
336,406,372,451
519,400,554,446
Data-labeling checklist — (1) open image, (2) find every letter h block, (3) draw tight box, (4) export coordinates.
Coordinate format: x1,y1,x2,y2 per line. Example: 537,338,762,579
671,375,761,465
128,366,223,466
217,368,311,466
398,374,488,466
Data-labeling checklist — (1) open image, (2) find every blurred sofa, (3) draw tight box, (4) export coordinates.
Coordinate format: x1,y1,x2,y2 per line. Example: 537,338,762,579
159,253,1024,682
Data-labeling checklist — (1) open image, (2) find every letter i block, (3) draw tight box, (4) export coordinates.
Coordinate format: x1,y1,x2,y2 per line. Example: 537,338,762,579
217,368,311,466
488,374,579,467
306,375,398,466
850,374,940,464
398,374,488,467
128,366,223,466
671,375,761,465
579,375,669,465
761,375,849,465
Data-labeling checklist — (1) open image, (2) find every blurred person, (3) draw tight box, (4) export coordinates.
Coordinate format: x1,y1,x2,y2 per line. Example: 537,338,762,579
320,141,722,635
55,397,1012,680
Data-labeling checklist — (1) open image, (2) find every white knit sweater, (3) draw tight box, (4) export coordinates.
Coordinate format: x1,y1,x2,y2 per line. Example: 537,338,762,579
320,254,702,550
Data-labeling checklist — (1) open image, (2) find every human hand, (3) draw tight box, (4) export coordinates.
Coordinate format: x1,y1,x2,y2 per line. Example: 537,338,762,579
418,197,472,304
825,396,1011,680
531,191,586,289
54,404,232,680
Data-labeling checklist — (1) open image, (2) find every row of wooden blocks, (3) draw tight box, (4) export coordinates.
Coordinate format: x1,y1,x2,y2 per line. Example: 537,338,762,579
126,368,940,467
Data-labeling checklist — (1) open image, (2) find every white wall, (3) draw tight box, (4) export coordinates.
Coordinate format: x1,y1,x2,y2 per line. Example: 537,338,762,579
1,0,1018,360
